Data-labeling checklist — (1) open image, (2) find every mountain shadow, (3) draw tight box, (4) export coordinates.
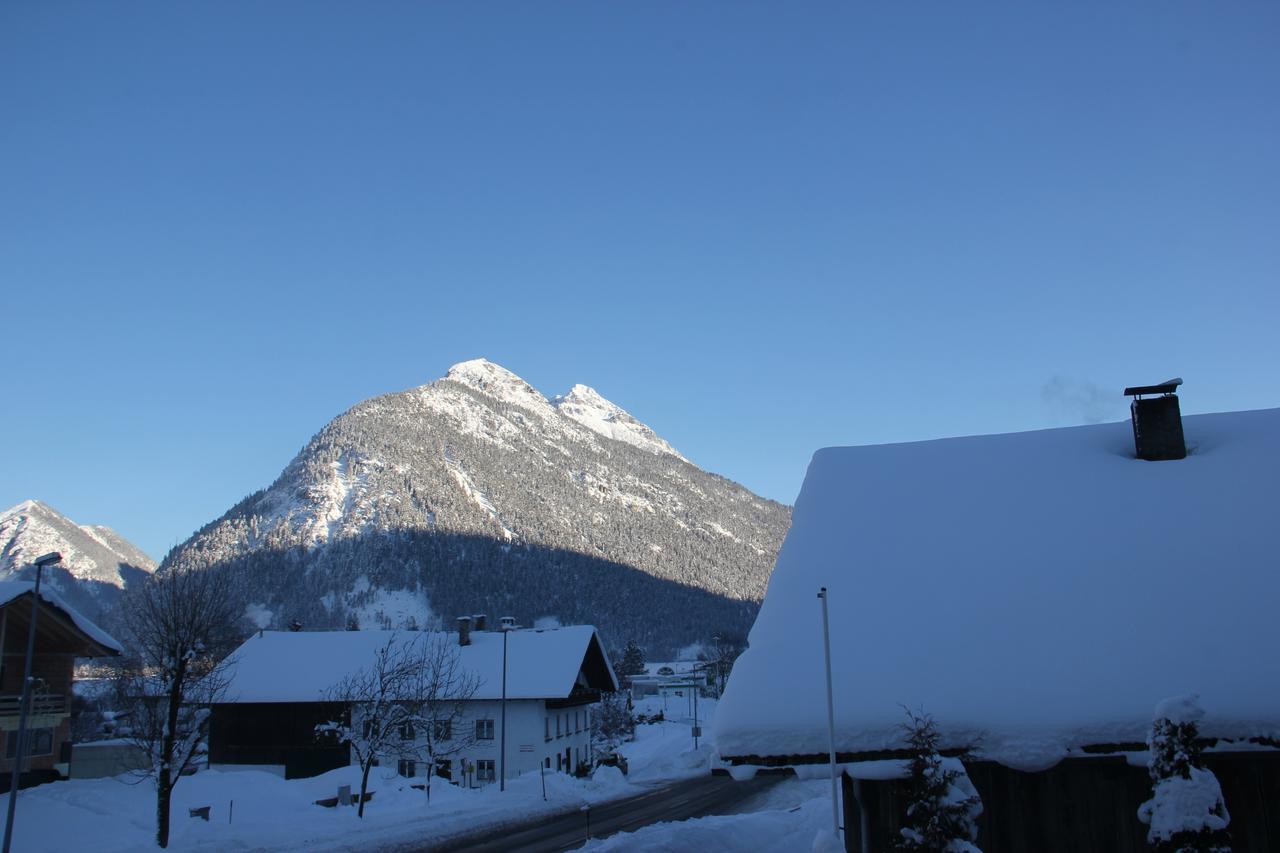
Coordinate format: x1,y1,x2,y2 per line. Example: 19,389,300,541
189,529,760,658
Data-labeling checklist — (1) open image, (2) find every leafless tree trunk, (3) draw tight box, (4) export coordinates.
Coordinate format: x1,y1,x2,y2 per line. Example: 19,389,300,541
117,566,239,848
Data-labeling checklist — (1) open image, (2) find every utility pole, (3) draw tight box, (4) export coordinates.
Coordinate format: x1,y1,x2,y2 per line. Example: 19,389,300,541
818,587,840,842
3,551,61,853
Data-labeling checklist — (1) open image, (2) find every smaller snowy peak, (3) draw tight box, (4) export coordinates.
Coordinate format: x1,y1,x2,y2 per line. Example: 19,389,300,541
0,499,156,621
441,359,553,413
0,499,40,522
553,384,687,461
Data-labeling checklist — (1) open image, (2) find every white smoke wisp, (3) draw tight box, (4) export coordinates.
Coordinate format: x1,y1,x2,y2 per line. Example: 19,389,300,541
533,615,562,629
1042,375,1118,425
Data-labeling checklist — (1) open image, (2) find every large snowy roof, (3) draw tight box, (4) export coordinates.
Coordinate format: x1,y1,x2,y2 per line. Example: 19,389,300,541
0,581,124,655
220,624,616,703
714,408,1280,770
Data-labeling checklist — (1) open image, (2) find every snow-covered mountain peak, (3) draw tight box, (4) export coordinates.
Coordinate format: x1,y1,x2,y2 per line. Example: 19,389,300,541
553,384,687,461
1,499,40,522
442,359,552,412
0,499,155,623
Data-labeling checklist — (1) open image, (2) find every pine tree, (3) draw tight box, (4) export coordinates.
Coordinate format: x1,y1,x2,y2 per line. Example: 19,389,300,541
614,640,646,686
896,708,982,853
1137,696,1231,852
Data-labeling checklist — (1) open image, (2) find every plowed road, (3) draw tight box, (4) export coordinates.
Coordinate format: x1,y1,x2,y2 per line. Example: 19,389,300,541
415,772,783,852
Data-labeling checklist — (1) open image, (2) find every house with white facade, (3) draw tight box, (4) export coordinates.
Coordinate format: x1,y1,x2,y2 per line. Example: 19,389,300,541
210,619,617,784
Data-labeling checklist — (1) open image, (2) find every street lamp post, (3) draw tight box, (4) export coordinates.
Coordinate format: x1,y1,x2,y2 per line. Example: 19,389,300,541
3,551,62,853
499,618,513,792
817,587,840,843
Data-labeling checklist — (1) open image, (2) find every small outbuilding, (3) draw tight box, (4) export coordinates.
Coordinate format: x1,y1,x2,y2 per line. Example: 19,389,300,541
713,406,1280,851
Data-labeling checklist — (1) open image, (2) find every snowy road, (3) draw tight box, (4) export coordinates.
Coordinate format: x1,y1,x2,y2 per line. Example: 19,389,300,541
415,772,785,852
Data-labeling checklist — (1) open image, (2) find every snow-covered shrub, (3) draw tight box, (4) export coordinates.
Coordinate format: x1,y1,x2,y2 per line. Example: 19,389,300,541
1137,695,1231,852
591,692,636,764
896,708,982,853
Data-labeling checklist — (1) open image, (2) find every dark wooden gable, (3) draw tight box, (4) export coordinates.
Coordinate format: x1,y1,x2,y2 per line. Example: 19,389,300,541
0,593,120,658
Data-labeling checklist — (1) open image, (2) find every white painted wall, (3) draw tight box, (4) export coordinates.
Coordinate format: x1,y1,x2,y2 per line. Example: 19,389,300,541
365,699,596,785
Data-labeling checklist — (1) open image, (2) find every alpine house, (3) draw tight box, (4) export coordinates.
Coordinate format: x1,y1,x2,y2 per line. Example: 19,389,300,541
713,397,1280,852
210,621,617,783
0,581,123,791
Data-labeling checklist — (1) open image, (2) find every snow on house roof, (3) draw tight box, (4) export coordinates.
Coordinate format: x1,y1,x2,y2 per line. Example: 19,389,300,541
0,581,123,655
220,624,616,703
713,408,1280,771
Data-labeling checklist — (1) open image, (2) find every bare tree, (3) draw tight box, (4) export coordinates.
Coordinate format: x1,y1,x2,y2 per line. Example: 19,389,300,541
318,633,478,816
118,566,239,848
406,632,479,801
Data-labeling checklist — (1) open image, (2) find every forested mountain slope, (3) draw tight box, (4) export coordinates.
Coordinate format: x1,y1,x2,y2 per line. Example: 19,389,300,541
163,360,790,655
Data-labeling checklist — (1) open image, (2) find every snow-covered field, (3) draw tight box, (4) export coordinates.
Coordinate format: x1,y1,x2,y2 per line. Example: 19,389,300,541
9,698,721,852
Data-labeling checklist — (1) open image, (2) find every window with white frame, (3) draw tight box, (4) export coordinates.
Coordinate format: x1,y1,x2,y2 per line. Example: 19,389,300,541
397,759,416,777
476,719,495,740
476,759,496,781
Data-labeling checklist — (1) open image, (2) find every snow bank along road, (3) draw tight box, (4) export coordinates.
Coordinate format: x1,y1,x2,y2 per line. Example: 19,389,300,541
412,772,784,852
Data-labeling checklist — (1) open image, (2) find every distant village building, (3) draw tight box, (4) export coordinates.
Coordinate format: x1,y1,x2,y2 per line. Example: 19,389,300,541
714,401,1280,851
210,622,617,783
0,582,122,791
628,660,706,702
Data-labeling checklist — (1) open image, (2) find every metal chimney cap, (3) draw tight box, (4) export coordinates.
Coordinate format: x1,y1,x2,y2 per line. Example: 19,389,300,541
34,552,62,568
1123,378,1182,397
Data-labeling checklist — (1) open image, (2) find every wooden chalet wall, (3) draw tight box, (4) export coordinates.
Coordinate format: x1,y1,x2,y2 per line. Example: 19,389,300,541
842,752,1280,852
209,702,350,780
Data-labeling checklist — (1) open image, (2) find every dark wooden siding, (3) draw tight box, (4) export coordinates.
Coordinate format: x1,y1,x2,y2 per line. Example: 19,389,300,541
842,752,1280,852
209,702,350,780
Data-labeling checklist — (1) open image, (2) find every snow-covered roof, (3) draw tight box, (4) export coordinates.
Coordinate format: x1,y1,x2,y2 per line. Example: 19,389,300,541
0,581,124,655
714,408,1280,770
220,624,616,703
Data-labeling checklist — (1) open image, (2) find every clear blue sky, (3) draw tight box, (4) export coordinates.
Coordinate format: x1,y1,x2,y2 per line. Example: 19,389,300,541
3,2,1277,560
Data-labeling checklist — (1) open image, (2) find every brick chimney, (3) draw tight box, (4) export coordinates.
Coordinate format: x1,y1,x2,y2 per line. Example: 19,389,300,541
1123,378,1186,461
457,616,472,646
472,614,487,632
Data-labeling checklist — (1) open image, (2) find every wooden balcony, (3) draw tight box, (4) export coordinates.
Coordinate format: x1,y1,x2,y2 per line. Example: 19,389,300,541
0,694,66,717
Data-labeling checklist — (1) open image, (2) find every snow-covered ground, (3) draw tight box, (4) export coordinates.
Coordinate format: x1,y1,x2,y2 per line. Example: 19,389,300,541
9,698,720,852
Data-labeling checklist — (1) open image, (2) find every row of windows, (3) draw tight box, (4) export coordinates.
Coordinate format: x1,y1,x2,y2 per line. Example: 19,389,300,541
364,718,494,742
545,709,589,741
398,757,495,781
